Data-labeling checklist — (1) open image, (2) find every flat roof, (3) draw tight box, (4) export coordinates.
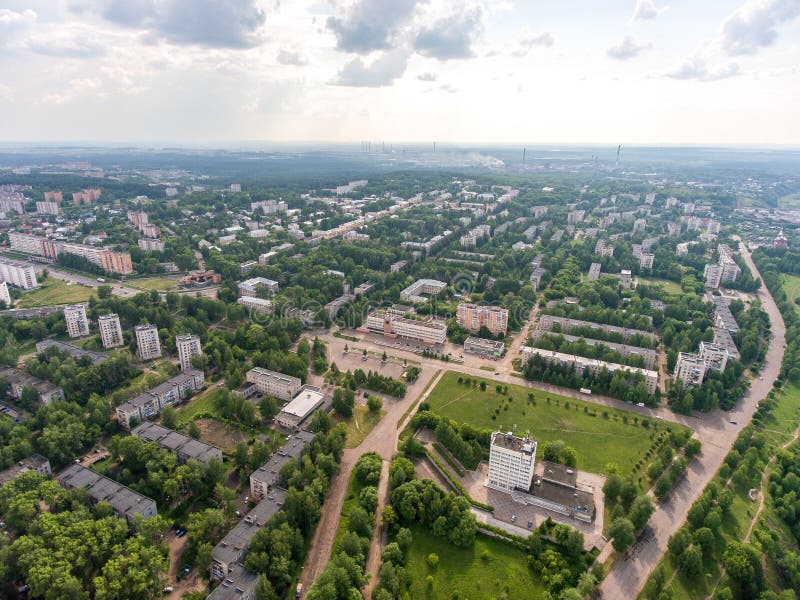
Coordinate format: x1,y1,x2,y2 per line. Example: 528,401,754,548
540,461,578,488
465,336,504,351
251,430,316,484
280,386,325,420
531,478,594,515
0,454,49,486
132,421,222,464
491,431,537,454
207,563,259,599
56,463,155,519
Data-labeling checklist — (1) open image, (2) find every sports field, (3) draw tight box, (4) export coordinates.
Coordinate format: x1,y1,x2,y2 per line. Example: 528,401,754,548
16,278,95,307
425,371,689,476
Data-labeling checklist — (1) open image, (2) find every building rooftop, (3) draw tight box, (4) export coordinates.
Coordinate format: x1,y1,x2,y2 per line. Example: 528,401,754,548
56,463,155,520
207,563,259,599
251,430,316,484
132,421,222,465
0,454,50,486
279,386,325,420
35,338,108,365
540,461,578,488
491,431,537,454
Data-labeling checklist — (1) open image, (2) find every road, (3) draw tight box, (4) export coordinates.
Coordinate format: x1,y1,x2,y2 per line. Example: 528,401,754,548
597,240,787,599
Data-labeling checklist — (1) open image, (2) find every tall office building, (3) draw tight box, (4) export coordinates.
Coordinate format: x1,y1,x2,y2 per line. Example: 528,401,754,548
63,304,90,338
487,431,537,493
176,334,202,371
98,313,124,348
135,324,162,360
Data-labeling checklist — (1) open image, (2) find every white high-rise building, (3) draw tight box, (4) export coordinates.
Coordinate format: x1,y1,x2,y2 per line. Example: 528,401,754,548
0,259,38,290
63,304,90,338
176,334,202,371
135,324,162,360
487,431,537,493
98,314,124,349
675,352,706,387
0,281,11,307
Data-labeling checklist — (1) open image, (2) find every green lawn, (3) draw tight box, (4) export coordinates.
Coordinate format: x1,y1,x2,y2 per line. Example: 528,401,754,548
130,277,179,292
403,525,545,599
16,278,96,307
782,274,800,315
426,371,689,477
175,387,227,425
760,383,800,446
335,404,385,449
637,277,684,295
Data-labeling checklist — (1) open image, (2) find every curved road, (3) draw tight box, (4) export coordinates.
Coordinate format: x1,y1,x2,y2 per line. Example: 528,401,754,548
598,241,786,599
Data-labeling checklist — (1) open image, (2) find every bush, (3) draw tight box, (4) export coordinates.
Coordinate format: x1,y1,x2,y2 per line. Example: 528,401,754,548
367,395,383,413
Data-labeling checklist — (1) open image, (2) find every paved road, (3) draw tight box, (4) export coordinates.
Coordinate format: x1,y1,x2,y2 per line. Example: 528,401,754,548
597,241,787,600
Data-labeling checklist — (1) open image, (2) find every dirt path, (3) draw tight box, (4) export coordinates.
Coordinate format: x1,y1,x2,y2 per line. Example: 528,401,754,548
363,458,390,598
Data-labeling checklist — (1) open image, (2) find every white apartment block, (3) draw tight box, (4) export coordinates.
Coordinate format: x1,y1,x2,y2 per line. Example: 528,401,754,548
364,310,447,345
245,367,301,401
704,264,723,289
587,263,601,282
720,258,741,283
0,259,38,290
639,253,655,270
64,304,90,338
456,303,509,336
698,341,729,373
0,281,10,307
520,346,659,394
619,270,633,289
238,277,279,297
675,352,706,387
176,334,202,371
487,431,537,493
98,313,124,348
36,201,60,215
399,279,447,303
138,238,165,252
135,324,162,360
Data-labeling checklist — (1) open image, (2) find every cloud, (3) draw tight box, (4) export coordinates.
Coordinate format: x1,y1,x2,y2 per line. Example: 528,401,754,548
440,83,458,93
332,48,410,87
327,0,421,54
413,6,484,60
520,32,554,48
719,0,800,56
606,35,652,60
417,72,437,81
98,0,267,48
277,48,308,66
666,55,741,81
25,28,108,58
631,0,669,21
0,8,37,43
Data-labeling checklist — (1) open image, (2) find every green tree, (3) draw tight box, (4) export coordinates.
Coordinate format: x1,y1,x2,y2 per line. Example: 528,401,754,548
160,405,177,429
367,395,383,413
609,517,635,552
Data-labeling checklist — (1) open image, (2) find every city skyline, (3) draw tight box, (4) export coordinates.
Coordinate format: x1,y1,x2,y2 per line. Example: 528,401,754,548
0,0,798,144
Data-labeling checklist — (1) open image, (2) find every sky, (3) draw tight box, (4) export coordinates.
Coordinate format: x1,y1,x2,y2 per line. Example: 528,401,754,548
0,0,798,145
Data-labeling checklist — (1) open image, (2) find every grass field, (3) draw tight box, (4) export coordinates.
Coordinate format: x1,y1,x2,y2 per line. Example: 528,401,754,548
637,277,684,295
782,274,800,315
403,525,545,599
131,277,179,291
778,192,800,209
335,404,385,448
175,387,227,425
16,278,95,307
426,371,689,477
194,418,249,452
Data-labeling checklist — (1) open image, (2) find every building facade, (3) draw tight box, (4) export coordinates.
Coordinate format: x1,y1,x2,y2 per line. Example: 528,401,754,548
675,352,706,387
135,324,162,360
176,334,202,371
487,431,537,493
63,304,90,338
245,367,301,401
98,313,124,348
456,303,509,336
0,258,38,289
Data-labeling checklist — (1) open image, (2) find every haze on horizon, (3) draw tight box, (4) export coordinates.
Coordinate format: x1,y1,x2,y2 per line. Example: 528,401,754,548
0,0,798,145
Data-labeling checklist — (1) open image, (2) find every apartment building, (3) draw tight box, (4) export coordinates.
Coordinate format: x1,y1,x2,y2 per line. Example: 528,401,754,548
456,303,509,336
63,304,90,338
8,233,133,274
36,339,107,365
249,430,316,499
127,211,148,228
208,563,258,600
390,260,407,273
44,191,63,203
587,263,602,282
115,369,205,428
0,366,65,406
699,341,729,373
56,464,157,525
138,238,165,252
71,188,101,205
720,257,741,283
35,201,60,215
537,314,655,342
0,281,10,307
399,279,447,303
713,298,740,334
704,263,723,289
176,334,202,371
364,310,447,345
135,324,162,360
0,454,51,487
487,431,537,493
529,330,657,369
713,326,740,361
675,352,706,387
132,421,222,466
98,313,124,348
520,346,659,394
245,367,301,401
530,267,546,291
639,253,655,270
0,258,38,289
594,239,614,257
237,277,279,297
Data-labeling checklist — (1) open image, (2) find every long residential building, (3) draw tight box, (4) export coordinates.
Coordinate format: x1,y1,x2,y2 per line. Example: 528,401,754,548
8,232,133,274
0,258,38,289
35,339,107,364
0,366,65,406
132,421,222,466
456,303,509,336
0,454,51,487
249,430,316,499
56,464,157,525
537,314,655,342
529,330,657,369
399,278,447,303
364,309,447,345
116,369,205,428
245,367,301,401
237,277,279,297
520,346,659,394
0,281,10,307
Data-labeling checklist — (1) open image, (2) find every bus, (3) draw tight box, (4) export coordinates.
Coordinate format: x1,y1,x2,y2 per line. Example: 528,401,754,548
579,388,592,395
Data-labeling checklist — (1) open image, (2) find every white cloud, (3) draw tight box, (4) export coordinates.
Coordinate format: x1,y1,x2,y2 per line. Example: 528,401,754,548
631,0,669,21
332,48,410,87
277,48,308,66
413,6,484,60
666,55,741,81
720,0,800,56
606,35,652,60
327,0,422,54
417,72,437,81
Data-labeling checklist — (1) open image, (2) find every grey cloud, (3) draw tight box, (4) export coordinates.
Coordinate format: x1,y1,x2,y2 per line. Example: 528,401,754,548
631,0,668,21
520,32,554,48
720,0,800,56
606,35,652,60
413,7,483,60
278,48,308,66
440,83,457,93
666,55,740,81
327,0,421,54
333,48,409,87
98,0,266,48
417,72,437,81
